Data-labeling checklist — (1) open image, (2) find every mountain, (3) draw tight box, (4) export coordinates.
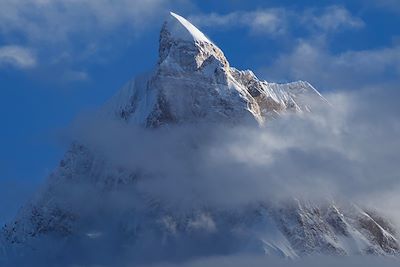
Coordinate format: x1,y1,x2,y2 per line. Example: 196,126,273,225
1,12,398,266
104,12,326,126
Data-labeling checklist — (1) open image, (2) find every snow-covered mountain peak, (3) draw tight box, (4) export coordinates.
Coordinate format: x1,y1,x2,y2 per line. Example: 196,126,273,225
168,12,212,44
104,13,327,127
159,12,229,71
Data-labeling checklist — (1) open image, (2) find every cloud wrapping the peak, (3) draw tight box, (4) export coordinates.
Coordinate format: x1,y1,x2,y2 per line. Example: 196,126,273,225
14,85,397,267
68,86,400,225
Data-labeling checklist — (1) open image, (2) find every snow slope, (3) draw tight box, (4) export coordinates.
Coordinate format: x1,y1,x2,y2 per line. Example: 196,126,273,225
104,11,325,127
168,12,212,43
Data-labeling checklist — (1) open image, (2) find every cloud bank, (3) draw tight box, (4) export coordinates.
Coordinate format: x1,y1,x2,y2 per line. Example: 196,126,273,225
18,84,393,267
67,85,400,225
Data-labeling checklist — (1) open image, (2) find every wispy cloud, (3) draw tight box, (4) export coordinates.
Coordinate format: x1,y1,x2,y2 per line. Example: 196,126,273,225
0,45,36,69
302,6,364,32
0,0,179,43
189,6,363,36
0,0,184,72
189,9,288,35
11,82,395,266
263,41,400,90
68,86,400,217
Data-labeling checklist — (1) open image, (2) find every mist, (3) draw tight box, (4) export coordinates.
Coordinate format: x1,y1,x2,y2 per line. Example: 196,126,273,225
2,86,400,267
142,254,400,267
67,86,400,219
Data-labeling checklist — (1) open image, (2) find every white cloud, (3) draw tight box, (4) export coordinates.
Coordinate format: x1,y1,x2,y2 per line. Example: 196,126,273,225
0,0,186,75
263,41,400,90
249,10,288,35
12,84,394,266
303,6,364,32
189,6,363,36
0,0,179,43
189,10,288,36
68,86,400,214
5,84,400,266
0,45,36,69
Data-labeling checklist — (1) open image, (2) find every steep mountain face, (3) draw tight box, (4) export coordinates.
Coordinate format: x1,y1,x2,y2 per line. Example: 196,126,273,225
1,12,398,265
105,12,325,127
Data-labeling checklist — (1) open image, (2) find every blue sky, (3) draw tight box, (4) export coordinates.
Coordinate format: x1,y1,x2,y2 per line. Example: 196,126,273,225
0,0,399,222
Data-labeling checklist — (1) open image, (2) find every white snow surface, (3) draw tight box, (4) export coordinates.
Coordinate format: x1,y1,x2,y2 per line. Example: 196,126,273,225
168,12,212,43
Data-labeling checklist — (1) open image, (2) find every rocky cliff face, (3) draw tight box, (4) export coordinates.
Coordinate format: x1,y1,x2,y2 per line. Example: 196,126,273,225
1,12,398,264
104,12,326,127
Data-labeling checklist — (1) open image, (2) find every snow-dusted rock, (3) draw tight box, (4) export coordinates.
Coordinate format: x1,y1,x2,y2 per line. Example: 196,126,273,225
105,11,325,127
